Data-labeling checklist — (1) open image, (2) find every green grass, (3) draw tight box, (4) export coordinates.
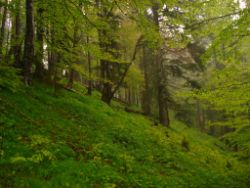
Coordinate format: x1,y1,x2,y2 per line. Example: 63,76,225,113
0,84,249,188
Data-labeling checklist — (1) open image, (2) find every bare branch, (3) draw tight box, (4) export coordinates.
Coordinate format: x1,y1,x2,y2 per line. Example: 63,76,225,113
186,11,243,30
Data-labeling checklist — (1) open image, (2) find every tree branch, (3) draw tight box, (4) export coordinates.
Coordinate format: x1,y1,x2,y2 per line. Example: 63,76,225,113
186,11,243,30
111,35,144,96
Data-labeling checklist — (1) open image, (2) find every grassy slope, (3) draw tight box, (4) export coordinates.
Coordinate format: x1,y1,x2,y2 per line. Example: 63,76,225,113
0,84,249,188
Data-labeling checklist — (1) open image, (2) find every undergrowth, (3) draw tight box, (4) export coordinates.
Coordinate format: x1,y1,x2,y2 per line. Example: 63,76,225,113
0,84,249,187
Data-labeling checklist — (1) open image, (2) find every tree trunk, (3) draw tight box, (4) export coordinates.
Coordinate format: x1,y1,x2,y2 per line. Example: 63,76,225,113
34,2,45,79
100,60,113,104
5,16,12,63
196,100,205,131
99,39,113,104
67,69,75,89
87,36,92,95
48,23,57,83
13,0,22,68
23,0,35,85
96,0,116,104
48,48,57,83
0,0,8,60
67,20,80,89
158,79,170,126
152,3,170,126
142,47,152,115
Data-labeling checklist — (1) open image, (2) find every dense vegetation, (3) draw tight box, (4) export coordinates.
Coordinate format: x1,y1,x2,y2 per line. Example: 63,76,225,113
0,0,250,187
0,84,249,187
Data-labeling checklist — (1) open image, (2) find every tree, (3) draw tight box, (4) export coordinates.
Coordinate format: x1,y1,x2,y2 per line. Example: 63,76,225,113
152,2,170,126
0,0,8,60
12,0,22,68
34,0,45,79
23,0,35,85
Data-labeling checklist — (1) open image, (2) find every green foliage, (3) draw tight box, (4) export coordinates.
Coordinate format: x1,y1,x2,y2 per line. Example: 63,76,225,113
125,64,144,89
0,63,21,92
0,84,249,187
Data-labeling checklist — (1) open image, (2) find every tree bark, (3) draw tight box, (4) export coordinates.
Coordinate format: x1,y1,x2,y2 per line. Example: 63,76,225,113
0,0,8,60
96,0,141,105
48,46,57,84
152,3,170,127
48,22,57,83
100,59,113,104
157,72,170,127
13,0,22,68
23,0,35,85
87,36,92,95
67,19,81,89
67,69,75,89
34,1,45,79
196,100,205,131
5,15,12,63
96,0,117,104
142,47,152,115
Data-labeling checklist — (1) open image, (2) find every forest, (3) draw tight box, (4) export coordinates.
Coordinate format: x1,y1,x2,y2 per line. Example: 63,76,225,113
0,0,250,187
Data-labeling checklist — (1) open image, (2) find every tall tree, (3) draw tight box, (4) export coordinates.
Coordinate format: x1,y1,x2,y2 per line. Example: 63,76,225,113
12,0,22,68
0,0,8,60
152,2,170,126
141,46,152,115
87,36,92,95
23,0,35,85
34,0,45,79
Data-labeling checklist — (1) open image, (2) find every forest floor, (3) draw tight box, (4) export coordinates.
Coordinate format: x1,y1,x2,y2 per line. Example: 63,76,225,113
0,83,249,188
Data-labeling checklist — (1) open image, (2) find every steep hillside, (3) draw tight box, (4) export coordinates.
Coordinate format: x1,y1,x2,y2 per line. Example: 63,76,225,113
0,84,249,188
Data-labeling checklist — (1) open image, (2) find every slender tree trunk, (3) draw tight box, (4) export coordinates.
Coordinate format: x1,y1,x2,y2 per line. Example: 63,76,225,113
100,59,113,104
23,0,35,85
53,55,61,96
142,47,152,115
12,0,22,68
128,88,132,105
67,19,81,89
152,4,170,126
125,88,129,104
99,33,113,104
0,0,8,60
95,0,115,104
87,36,92,95
5,14,12,63
96,0,140,104
34,1,45,79
67,70,75,89
158,76,170,126
196,100,205,130
48,22,57,83
67,56,75,89
48,46,57,84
